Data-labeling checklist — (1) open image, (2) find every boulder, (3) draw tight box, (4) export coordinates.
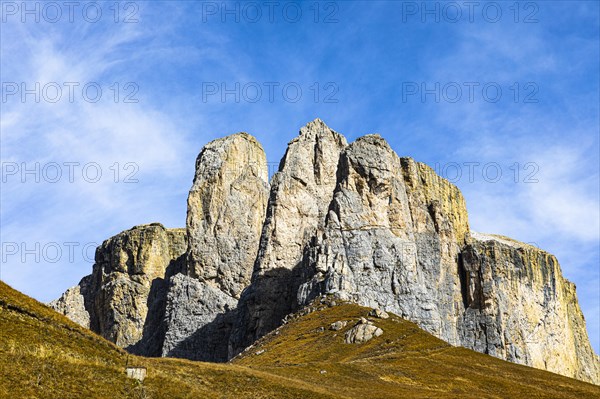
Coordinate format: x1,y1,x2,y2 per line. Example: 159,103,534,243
345,321,384,344
369,309,390,319
330,321,348,331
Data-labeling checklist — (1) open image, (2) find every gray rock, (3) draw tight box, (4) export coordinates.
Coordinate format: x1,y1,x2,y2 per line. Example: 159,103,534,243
369,309,390,319
49,275,92,328
330,321,348,331
345,322,383,344
161,274,237,362
297,135,467,346
51,223,186,354
186,133,269,299
254,119,348,276
229,119,348,357
459,232,600,384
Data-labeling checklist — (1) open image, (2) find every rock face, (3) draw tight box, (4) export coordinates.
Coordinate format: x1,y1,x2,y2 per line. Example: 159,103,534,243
49,275,92,328
51,223,187,354
293,135,469,347
186,133,269,299
459,232,599,384
89,224,187,353
161,274,237,361
229,119,348,354
160,132,269,361
51,119,599,384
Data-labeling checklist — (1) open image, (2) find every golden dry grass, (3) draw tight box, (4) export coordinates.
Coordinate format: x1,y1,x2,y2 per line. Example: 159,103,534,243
233,301,600,398
1,281,598,398
0,281,333,399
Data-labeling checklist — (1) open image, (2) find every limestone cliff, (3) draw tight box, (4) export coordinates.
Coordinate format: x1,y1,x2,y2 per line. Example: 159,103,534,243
186,133,269,298
159,132,269,361
51,119,599,384
51,223,186,354
229,119,348,352
292,136,469,346
53,133,269,361
460,232,599,383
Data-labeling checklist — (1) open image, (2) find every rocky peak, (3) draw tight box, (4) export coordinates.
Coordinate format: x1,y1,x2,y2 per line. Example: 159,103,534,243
228,120,348,353
51,119,599,384
51,223,186,352
186,132,269,299
160,131,270,361
262,118,347,256
330,134,413,236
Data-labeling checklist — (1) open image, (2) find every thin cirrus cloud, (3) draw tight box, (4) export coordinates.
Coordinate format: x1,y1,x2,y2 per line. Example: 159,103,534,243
411,12,599,350
0,5,195,302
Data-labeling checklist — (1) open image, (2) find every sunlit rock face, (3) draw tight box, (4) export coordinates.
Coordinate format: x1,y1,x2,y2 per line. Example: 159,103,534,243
229,119,349,353
459,233,599,384
52,223,187,353
186,132,269,299
294,135,469,347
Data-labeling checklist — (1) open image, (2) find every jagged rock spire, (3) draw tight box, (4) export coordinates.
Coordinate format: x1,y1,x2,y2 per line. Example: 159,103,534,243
186,132,269,299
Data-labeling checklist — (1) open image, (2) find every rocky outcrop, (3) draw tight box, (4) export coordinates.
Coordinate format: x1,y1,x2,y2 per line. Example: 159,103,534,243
89,224,187,352
51,119,599,384
95,224,187,350
49,275,92,328
330,320,348,331
186,133,269,299
369,309,389,319
344,318,383,344
252,119,348,277
459,232,599,384
51,223,186,354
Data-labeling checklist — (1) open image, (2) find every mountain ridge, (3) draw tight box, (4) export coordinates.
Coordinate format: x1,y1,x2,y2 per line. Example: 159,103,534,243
51,119,599,384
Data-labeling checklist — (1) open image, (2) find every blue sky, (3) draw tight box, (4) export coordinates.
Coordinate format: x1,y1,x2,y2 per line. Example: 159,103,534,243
1,1,598,352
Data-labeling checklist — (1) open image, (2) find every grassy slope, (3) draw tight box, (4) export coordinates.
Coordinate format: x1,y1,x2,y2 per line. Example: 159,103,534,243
0,281,335,399
233,301,600,399
1,282,599,399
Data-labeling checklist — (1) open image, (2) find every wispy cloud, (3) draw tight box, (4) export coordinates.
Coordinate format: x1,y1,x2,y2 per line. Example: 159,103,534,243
410,9,599,350
1,5,196,300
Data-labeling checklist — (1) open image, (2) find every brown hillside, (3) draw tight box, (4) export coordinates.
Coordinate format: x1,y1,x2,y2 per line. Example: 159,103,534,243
1,282,598,398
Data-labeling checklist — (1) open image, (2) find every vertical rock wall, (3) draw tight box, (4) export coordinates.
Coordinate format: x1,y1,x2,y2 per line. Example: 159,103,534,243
186,133,269,299
229,119,347,353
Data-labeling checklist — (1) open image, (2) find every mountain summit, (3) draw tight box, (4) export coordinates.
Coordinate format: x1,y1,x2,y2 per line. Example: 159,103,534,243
51,119,599,384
